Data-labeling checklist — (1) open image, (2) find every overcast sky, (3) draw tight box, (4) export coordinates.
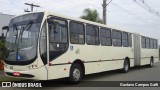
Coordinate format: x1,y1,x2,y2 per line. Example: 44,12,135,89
0,0,160,44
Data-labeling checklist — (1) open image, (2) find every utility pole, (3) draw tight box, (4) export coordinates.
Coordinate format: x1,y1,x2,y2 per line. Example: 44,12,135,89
102,0,107,24
24,3,40,12
102,0,113,24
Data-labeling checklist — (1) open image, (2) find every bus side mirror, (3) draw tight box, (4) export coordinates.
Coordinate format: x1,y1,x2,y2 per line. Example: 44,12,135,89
2,26,9,37
2,26,9,30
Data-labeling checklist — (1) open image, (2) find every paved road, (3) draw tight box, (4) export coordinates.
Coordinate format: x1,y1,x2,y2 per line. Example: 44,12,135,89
1,62,160,90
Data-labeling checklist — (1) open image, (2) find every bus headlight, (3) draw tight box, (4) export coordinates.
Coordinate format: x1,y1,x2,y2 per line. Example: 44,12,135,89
5,65,9,68
10,66,13,70
28,66,31,69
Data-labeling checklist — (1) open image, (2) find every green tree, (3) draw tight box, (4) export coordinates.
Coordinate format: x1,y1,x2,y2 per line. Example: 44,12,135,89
80,8,103,24
0,39,5,69
0,39,5,60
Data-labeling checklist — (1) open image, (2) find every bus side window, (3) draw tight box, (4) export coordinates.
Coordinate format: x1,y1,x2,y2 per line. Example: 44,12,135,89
122,32,129,47
141,36,146,48
86,24,99,45
128,33,132,47
112,30,122,47
146,38,150,49
70,21,85,44
154,39,157,49
150,38,154,49
100,28,112,46
48,17,68,61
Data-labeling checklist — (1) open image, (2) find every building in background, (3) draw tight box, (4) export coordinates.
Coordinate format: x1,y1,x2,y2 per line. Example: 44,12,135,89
0,13,15,37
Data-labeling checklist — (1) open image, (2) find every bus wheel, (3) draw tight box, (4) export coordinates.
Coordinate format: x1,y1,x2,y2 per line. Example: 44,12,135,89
69,63,82,83
148,58,154,67
122,60,129,73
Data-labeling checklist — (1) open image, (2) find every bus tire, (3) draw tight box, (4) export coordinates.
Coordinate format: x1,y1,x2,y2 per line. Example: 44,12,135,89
148,58,154,67
122,60,129,73
69,63,82,84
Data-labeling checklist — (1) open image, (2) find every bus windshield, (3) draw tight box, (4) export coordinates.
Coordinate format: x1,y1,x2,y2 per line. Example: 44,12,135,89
4,12,44,64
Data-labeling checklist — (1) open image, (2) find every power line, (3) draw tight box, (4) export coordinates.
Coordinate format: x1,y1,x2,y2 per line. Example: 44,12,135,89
112,2,160,27
111,2,160,29
133,0,160,17
108,10,160,30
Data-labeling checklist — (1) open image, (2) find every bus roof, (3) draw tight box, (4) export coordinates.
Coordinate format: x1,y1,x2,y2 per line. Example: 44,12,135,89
13,11,134,34
13,11,158,40
44,11,134,34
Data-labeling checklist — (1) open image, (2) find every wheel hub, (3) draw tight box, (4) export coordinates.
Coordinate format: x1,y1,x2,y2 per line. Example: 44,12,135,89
125,63,129,71
73,68,80,81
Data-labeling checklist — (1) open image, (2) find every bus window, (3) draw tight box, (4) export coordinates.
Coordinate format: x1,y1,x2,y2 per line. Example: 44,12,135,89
128,33,132,47
122,32,129,47
146,38,150,49
70,21,85,44
48,17,68,61
154,39,158,49
141,36,146,48
100,28,111,46
112,30,122,47
149,38,154,49
86,24,99,45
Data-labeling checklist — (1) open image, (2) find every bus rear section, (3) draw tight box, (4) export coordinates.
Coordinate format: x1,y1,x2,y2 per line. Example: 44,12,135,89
133,33,159,66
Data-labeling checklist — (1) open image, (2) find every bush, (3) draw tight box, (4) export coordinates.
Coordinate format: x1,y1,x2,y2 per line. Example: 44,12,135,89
0,39,5,59
0,39,5,69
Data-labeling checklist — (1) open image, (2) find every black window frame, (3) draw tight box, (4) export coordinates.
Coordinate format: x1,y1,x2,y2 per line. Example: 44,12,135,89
112,30,122,47
100,27,112,46
154,39,158,49
128,33,132,47
149,38,154,49
146,37,150,49
86,24,100,45
69,21,85,44
122,32,129,47
141,36,146,48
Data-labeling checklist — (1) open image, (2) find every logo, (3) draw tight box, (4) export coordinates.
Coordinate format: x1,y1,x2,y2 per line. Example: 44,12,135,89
1,82,42,87
70,46,73,51
17,54,22,61
2,82,11,87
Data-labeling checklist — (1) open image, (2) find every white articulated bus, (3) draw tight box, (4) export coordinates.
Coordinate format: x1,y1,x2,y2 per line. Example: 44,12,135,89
2,11,159,83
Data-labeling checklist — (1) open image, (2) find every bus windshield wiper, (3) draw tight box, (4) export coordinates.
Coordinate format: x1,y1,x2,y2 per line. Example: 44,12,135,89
20,21,33,42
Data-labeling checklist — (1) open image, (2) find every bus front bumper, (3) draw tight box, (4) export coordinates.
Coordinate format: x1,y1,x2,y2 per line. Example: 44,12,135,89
4,66,48,80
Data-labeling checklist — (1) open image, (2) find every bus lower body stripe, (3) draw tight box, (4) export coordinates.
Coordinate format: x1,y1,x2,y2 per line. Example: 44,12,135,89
49,58,135,66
